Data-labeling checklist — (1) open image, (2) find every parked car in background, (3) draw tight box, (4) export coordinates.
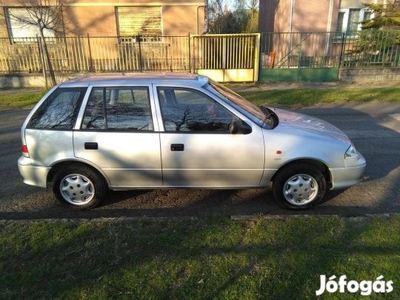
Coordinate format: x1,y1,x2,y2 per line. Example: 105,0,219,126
18,73,366,210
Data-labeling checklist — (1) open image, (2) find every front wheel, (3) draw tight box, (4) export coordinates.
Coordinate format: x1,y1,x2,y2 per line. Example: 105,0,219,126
52,165,107,209
272,163,326,209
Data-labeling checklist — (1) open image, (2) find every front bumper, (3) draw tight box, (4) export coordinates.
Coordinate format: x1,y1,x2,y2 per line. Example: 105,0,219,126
329,154,366,190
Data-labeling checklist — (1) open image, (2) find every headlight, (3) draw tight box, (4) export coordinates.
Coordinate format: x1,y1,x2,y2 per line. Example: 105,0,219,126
345,145,359,159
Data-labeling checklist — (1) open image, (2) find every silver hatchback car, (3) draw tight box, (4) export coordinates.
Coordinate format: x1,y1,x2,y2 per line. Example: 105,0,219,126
18,73,366,210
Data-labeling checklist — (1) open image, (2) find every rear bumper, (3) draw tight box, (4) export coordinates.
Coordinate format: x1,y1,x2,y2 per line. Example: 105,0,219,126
18,156,50,188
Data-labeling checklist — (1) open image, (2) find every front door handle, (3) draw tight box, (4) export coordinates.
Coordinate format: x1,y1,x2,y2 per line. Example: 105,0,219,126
171,144,184,151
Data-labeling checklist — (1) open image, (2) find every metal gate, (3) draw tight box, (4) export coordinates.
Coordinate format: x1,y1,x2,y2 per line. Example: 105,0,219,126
259,32,341,82
191,34,259,82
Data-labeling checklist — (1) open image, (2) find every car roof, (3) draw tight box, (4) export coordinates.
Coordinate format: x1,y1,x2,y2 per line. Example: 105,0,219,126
58,73,209,87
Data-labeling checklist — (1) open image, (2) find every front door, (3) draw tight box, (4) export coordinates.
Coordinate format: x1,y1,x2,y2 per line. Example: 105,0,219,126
157,87,265,188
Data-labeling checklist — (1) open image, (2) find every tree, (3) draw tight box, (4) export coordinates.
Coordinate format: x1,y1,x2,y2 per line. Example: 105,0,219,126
361,1,400,30
348,1,400,65
207,0,259,33
237,0,259,33
4,0,65,86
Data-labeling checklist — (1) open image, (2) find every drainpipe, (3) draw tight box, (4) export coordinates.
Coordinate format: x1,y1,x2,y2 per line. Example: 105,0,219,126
288,0,294,67
289,0,294,33
197,5,206,34
325,0,334,56
327,0,334,33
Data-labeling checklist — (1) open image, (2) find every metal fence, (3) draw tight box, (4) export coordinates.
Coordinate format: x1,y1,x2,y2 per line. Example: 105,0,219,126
0,34,191,74
340,30,400,67
260,32,342,69
1,30,400,76
259,30,400,69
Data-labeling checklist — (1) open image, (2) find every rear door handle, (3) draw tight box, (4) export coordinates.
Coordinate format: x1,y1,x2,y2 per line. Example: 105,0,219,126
171,144,184,151
85,142,98,150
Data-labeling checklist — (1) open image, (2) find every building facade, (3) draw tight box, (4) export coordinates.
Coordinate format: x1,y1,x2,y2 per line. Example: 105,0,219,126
259,0,390,34
0,0,206,39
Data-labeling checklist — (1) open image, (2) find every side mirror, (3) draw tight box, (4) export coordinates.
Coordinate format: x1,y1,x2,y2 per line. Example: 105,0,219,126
229,120,252,135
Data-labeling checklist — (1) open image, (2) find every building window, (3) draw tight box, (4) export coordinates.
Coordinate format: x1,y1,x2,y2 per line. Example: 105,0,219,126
116,6,162,42
336,8,372,37
4,7,56,42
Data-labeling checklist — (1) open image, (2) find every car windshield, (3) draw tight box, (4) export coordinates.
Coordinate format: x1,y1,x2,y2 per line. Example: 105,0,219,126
206,80,273,128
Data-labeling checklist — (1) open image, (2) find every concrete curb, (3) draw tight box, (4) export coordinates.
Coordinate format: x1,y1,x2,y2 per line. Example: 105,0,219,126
0,213,399,223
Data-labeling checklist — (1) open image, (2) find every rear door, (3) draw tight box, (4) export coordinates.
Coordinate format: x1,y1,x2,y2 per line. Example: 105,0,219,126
74,85,162,188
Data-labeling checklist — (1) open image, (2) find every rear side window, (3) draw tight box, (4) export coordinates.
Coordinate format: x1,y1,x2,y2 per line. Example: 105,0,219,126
82,87,153,131
27,87,87,129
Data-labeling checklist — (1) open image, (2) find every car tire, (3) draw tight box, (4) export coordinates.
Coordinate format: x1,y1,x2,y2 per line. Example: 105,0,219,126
272,163,326,209
53,164,107,209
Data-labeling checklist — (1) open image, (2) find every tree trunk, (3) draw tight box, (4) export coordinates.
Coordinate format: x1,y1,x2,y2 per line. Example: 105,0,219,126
39,29,57,86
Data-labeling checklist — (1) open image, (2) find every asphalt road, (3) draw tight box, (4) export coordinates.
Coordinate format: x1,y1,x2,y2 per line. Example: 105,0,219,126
1,102,399,220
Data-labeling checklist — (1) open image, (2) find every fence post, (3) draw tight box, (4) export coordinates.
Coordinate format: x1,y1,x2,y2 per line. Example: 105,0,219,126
338,33,346,80
87,33,94,72
338,33,346,69
296,33,303,81
137,35,143,72
254,33,260,82
188,32,191,73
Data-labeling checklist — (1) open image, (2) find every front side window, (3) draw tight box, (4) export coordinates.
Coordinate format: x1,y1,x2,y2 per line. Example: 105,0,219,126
158,87,235,132
82,87,153,131
206,80,277,128
27,87,86,129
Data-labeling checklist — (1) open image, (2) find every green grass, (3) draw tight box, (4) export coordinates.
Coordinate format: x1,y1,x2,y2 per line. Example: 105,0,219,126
239,87,400,107
1,215,399,299
1,86,400,110
0,90,47,109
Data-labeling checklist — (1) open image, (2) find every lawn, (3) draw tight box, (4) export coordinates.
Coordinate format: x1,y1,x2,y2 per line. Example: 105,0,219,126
1,85,400,109
1,215,399,299
0,90,47,109
240,87,400,107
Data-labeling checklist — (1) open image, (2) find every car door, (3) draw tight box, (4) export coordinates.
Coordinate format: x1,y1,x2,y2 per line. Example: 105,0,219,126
156,86,265,188
74,86,162,188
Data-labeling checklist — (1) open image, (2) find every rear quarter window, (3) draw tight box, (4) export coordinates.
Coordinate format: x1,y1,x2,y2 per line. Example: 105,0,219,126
27,87,87,129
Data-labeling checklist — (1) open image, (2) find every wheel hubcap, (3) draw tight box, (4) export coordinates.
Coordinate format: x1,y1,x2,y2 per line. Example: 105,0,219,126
283,174,318,206
59,174,95,205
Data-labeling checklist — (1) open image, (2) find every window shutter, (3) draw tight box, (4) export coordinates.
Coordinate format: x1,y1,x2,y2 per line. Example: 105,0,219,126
118,7,161,36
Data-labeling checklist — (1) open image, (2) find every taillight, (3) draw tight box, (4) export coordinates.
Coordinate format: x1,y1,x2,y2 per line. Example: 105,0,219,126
21,144,29,157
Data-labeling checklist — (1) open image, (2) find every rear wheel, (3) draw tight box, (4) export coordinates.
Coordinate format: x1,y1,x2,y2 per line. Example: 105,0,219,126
53,165,107,209
272,163,326,209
